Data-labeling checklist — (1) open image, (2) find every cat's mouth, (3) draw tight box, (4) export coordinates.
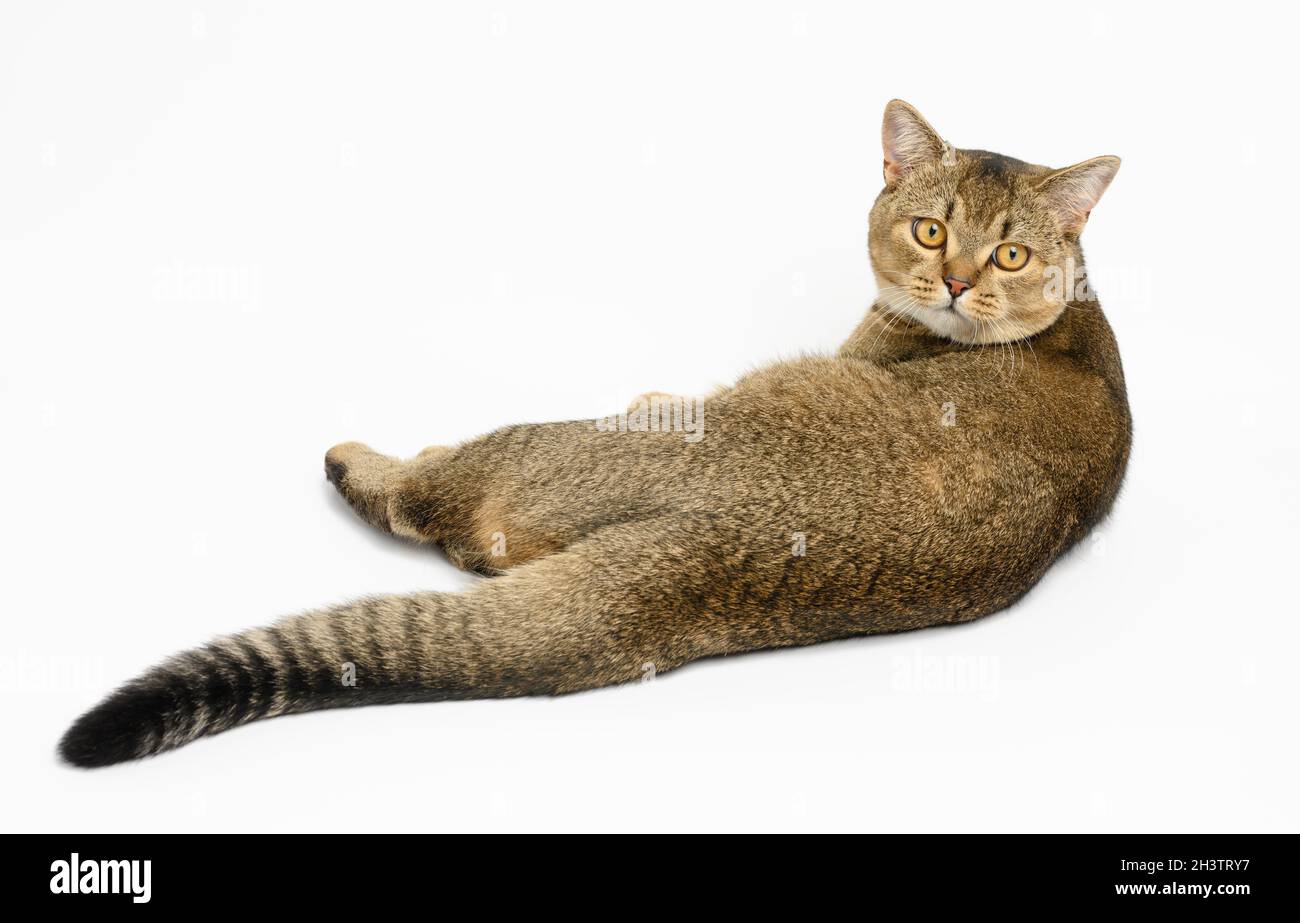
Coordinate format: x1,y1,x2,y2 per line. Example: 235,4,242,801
941,295,995,332
948,301,986,326
948,292,997,324
942,290,974,317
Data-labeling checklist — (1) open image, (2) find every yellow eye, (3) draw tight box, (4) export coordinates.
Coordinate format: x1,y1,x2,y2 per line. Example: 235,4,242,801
991,242,1031,271
911,217,947,250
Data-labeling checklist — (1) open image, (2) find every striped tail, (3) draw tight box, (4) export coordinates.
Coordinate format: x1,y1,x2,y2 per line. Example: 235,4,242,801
57,591,546,767
58,516,796,767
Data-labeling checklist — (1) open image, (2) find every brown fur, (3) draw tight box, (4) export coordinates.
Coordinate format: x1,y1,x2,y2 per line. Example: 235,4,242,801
59,101,1130,766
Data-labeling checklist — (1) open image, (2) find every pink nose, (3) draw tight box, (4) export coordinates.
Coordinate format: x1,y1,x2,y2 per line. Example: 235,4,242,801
945,276,971,297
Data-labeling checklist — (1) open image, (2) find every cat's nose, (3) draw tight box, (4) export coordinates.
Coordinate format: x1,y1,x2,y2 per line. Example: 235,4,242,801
944,276,971,297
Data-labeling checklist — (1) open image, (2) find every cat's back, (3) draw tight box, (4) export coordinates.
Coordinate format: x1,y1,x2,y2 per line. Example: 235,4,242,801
707,305,1129,553
722,306,1126,463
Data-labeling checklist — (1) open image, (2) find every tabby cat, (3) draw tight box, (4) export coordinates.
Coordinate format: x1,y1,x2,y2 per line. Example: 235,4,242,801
60,101,1129,766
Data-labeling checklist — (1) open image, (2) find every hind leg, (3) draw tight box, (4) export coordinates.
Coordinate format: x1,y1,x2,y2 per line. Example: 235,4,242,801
327,417,702,575
325,442,451,535
325,438,555,572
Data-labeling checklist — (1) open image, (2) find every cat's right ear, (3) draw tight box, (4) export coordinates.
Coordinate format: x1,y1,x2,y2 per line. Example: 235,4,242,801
882,100,948,186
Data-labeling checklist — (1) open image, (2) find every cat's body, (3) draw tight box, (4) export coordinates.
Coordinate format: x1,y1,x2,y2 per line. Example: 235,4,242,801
60,102,1129,766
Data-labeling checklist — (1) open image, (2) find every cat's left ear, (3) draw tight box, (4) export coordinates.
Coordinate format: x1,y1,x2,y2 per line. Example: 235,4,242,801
1034,156,1120,235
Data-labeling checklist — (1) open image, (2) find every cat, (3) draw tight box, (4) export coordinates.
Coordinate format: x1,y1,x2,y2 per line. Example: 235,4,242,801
59,100,1130,767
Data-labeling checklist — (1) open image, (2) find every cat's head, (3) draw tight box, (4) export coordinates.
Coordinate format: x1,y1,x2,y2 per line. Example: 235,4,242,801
868,100,1118,344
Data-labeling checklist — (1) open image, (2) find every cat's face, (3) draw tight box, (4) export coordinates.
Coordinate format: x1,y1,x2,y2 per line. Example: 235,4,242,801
868,100,1118,345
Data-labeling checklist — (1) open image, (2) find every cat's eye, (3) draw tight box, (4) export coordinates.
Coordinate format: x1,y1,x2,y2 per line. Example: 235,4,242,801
911,217,947,250
991,242,1031,271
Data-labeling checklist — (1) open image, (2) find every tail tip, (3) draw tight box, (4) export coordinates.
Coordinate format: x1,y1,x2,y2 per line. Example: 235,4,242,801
58,684,171,768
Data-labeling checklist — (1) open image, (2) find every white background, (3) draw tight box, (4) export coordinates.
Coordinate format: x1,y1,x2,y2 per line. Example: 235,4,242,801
2,1,1295,833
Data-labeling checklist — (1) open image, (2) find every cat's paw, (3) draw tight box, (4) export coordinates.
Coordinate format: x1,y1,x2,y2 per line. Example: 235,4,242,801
414,444,452,465
323,441,371,489
324,442,399,531
626,391,679,413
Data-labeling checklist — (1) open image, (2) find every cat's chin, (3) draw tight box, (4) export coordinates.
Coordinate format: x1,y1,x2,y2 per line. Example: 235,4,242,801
883,299,982,343
883,298,1054,346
